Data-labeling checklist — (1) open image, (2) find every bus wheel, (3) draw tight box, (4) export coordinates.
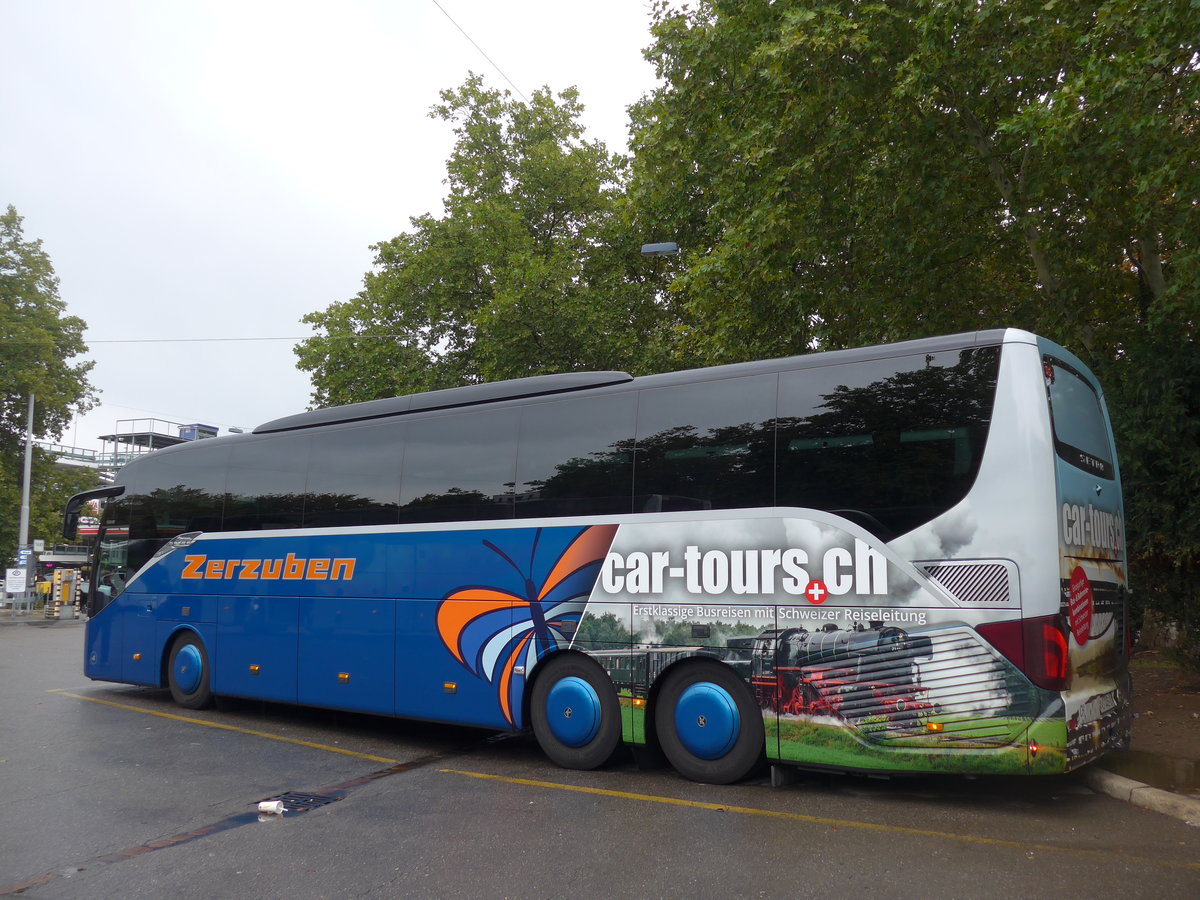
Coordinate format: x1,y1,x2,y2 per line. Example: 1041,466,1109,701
167,633,214,710
530,655,621,770
654,661,764,784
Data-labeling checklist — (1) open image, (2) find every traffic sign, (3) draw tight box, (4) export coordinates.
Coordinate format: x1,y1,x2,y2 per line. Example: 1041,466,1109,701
5,568,27,594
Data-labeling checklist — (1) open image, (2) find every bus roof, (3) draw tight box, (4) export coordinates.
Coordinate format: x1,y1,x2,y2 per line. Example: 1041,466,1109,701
254,328,1013,435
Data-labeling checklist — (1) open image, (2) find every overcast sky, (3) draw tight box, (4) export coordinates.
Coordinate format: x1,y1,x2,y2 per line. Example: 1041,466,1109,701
1,0,660,451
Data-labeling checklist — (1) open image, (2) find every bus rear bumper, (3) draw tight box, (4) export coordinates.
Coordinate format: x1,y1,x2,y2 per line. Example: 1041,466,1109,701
1063,674,1133,772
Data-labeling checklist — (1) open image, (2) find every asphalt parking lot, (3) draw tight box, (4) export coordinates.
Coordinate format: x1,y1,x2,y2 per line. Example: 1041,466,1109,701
2,620,1198,898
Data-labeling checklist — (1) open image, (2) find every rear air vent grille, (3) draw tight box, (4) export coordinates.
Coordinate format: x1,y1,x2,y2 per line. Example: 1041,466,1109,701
916,560,1018,607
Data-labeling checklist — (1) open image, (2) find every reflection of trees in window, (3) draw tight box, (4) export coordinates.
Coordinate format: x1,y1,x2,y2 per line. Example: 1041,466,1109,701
513,391,637,518
105,348,1001,542
517,438,632,517
129,486,223,539
778,347,1001,538
225,492,306,531
128,486,405,535
526,419,776,516
304,492,396,527
398,488,511,523
109,486,225,584
521,452,629,506
632,422,773,511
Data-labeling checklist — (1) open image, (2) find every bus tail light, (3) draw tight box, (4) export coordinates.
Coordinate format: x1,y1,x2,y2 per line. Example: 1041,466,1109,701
976,615,1071,692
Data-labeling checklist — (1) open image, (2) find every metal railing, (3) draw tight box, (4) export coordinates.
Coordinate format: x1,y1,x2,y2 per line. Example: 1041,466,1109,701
2,588,39,615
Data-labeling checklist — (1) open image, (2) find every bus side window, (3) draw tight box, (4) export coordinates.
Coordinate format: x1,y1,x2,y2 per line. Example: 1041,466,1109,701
399,409,519,523
515,392,637,518
304,424,403,527
633,374,776,512
138,443,229,535
226,435,308,530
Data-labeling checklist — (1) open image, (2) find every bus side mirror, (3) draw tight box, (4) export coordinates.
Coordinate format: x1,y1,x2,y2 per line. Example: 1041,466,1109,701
63,485,126,540
62,509,79,541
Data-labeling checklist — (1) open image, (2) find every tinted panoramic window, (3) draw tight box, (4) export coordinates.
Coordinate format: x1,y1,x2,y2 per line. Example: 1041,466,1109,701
303,422,402,527
225,435,307,530
634,374,777,512
96,442,231,602
399,409,518,522
1045,358,1113,479
776,347,1000,538
515,393,637,518
127,442,231,536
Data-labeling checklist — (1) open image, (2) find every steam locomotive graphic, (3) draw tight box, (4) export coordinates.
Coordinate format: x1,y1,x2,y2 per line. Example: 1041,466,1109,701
588,621,940,733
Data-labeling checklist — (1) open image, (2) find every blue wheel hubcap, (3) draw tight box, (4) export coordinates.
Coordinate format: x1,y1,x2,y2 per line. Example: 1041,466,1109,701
674,681,740,759
545,676,601,747
174,643,203,694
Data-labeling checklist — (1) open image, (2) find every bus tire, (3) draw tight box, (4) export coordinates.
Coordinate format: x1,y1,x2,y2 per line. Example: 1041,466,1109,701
167,632,214,710
654,660,764,784
530,654,621,770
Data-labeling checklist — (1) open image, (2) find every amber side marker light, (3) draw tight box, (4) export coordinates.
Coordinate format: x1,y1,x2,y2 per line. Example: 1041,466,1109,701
924,722,943,733
632,698,646,708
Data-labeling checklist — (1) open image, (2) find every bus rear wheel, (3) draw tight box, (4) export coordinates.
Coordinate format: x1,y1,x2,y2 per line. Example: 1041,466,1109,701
530,654,621,770
654,661,764,784
167,632,214,709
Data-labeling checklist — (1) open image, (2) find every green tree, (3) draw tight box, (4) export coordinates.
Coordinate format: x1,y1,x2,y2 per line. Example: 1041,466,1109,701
297,75,675,407
631,0,1198,656
631,0,1196,359
29,456,103,544
0,206,97,563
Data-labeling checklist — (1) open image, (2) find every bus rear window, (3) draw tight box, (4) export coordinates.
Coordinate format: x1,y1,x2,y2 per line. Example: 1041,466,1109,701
1044,358,1113,479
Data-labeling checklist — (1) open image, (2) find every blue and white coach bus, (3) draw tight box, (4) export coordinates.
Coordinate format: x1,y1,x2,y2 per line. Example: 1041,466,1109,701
65,329,1131,783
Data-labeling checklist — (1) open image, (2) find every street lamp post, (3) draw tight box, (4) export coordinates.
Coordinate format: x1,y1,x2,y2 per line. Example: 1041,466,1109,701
18,394,33,553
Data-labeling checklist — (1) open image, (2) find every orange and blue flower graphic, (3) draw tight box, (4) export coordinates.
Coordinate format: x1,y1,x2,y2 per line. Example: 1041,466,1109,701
436,524,618,724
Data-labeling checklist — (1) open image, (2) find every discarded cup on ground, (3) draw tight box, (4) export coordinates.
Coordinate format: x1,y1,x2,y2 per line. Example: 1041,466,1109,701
257,800,286,815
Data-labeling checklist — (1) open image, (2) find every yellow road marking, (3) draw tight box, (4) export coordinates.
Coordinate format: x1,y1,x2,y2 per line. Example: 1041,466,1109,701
48,690,399,764
440,769,1200,871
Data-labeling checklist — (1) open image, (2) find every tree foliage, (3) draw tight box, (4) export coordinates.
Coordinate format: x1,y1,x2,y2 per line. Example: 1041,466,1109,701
0,205,97,563
28,454,103,544
298,4,1198,656
296,76,675,407
630,0,1199,655
631,0,1196,359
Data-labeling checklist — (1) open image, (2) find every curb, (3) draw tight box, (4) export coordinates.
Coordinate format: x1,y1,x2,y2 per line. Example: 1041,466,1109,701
1084,766,1200,825
0,616,85,627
